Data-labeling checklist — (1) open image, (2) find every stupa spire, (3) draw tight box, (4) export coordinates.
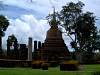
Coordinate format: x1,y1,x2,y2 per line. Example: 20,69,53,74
52,7,56,21
47,7,60,27
34,7,70,62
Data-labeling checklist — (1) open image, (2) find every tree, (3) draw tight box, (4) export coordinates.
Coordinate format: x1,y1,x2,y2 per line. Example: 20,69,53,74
75,12,97,52
59,1,97,52
58,1,84,51
47,1,98,63
7,34,19,59
0,15,9,54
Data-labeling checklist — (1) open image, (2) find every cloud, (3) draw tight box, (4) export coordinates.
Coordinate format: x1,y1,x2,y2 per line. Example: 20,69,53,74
2,14,72,51
1,0,100,20
0,0,82,18
2,14,50,49
1,0,100,51
82,0,100,16
2,0,52,16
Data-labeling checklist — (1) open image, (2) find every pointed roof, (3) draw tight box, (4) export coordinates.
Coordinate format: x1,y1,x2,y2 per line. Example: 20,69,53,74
49,8,60,26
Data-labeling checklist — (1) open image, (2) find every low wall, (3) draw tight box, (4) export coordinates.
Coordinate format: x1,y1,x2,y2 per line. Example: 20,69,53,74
0,59,32,67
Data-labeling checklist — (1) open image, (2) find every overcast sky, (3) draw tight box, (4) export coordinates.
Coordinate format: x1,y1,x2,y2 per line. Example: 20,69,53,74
0,0,100,51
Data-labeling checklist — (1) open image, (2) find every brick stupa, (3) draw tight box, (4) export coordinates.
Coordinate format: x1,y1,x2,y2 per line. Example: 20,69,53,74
36,10,70,62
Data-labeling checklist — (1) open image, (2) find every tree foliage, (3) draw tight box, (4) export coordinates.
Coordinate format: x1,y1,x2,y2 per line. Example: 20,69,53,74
0,15,9,36
0,15,9,53
46,9,60,26
58,1,97,52
7,34,17,45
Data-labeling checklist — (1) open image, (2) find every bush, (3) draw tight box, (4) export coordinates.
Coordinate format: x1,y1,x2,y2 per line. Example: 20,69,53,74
60,60,79,71
49,61,59,67
32,61,43,69
41,63,49,70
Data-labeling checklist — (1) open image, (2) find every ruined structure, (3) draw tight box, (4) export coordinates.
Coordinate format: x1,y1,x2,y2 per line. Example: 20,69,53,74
28,37,32,61
7,35,19,59
7,35,28,60
34,9,70,62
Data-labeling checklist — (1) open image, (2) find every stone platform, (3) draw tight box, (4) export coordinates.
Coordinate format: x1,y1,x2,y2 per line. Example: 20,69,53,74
37,25,70,62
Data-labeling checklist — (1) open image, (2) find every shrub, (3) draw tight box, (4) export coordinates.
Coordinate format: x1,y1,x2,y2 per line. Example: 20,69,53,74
41,63,49,70
49,61,59,67
60,60,79,71
32,61,43,69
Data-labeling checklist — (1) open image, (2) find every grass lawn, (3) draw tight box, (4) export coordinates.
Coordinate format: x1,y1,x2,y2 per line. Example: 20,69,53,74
0,64,100,75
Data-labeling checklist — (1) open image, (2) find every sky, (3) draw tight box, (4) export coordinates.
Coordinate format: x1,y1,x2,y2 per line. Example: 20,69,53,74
0,0,100,51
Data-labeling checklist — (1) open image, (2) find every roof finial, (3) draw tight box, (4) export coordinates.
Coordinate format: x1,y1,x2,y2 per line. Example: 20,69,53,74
53,6,55,19
52,6,56,22
49,7,60,27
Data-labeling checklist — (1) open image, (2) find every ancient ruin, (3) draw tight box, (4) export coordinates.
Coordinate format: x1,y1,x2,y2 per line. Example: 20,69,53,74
34,9,70,62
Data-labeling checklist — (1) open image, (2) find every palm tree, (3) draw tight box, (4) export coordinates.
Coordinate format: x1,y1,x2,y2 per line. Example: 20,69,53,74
0,15,9,55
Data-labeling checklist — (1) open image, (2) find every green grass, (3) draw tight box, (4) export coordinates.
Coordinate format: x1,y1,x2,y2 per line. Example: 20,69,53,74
0,64,100,75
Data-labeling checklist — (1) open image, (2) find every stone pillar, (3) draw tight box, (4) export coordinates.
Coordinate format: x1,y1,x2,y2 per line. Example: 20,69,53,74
14,38,19,59
33,41,38,60
7,39,10,56
42,43,44,48
38,41,42,49
34,41,37,51
20,44,28,60
28,37,32,61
